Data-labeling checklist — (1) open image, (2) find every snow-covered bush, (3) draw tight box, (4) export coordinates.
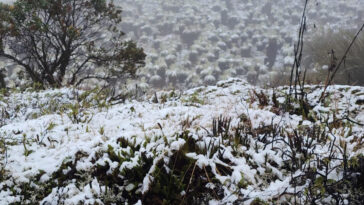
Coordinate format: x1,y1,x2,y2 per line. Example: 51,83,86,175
165,54,177,67
180,29,201,47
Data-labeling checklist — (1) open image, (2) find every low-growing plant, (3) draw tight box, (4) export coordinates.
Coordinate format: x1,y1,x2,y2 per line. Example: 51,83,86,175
0,135,7,181
250,198,269,205
183,91,205,106
99,126,105,135
22,133,33,157
253,90,269,107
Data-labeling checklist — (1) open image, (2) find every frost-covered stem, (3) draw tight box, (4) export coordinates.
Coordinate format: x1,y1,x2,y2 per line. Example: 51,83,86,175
203,165,218,199
180,162,197,205
289,0,308,102
343,143,347,179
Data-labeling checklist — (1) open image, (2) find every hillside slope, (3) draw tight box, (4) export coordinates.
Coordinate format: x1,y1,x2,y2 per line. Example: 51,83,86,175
0,78,363,204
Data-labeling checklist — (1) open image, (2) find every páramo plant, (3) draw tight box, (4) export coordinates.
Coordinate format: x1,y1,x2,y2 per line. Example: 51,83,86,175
0,0,146,89
0,68,6,89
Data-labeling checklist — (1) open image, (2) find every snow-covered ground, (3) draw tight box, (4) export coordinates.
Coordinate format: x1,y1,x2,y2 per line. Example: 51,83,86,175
0,1,363,204
1,78,363,204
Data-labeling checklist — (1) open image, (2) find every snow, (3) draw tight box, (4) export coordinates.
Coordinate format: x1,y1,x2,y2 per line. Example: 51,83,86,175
0,78,363,204
357,111,364,124
284,56,294,65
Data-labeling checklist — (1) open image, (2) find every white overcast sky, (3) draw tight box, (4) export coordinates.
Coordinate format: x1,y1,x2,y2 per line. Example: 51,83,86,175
0,0,15,4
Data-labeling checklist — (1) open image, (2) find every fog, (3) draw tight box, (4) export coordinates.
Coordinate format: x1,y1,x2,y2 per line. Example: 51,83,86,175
113,0,364,88
0,0,15,4
1,0,364,88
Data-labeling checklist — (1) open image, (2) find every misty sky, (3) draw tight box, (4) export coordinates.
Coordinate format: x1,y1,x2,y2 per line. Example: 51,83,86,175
0,0,15,3
1,0,363,87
